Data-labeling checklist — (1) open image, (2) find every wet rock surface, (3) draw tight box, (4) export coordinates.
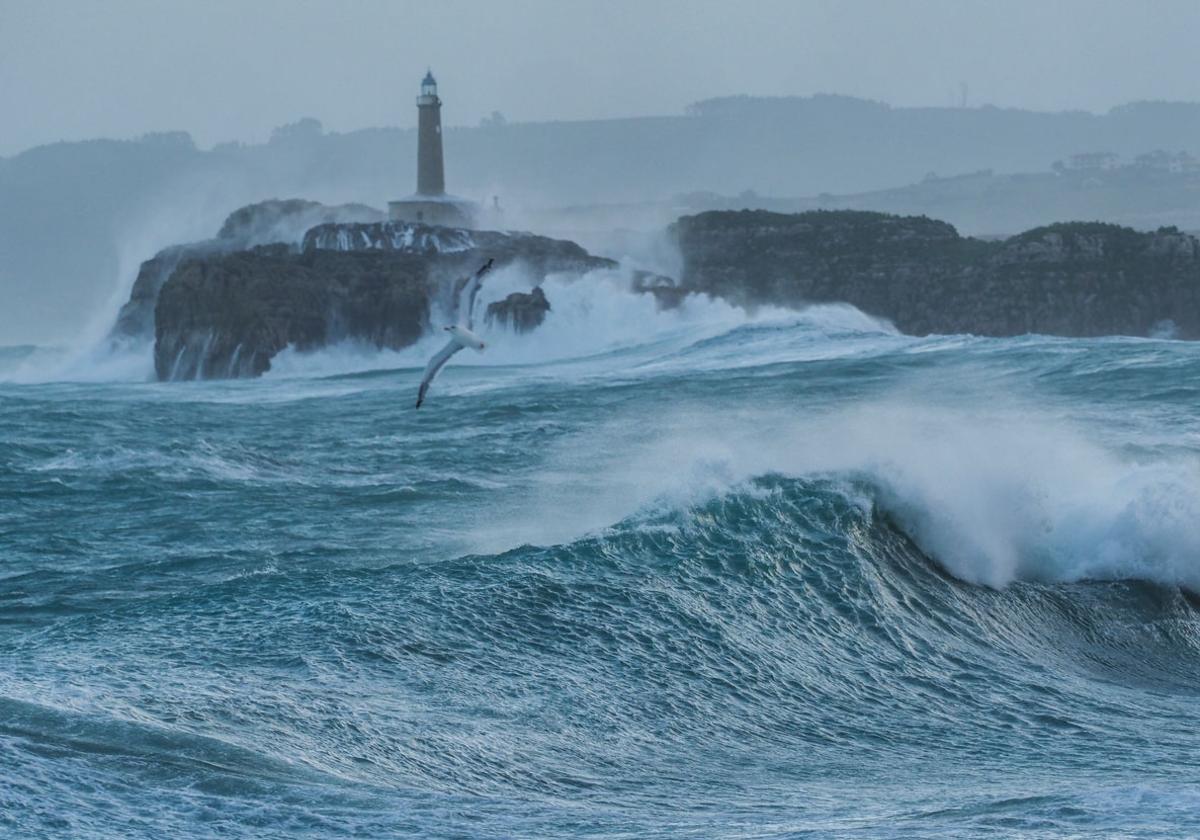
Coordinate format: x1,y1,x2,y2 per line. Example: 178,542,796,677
151,220,614,380
485,286,551,332
672,210,1200,337
112,199,383,341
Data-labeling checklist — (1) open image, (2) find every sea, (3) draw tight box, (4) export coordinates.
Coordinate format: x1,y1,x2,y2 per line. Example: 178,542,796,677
2,267,1200,838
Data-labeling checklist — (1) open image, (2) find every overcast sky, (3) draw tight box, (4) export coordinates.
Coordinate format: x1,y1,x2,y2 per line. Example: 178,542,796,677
2,0,1198,157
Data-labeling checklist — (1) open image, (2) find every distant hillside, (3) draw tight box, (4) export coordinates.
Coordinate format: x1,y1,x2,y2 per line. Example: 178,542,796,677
679,152,1200,236
6,96,1200,342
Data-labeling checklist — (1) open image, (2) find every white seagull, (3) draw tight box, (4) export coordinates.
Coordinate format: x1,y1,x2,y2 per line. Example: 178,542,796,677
415,258,495,408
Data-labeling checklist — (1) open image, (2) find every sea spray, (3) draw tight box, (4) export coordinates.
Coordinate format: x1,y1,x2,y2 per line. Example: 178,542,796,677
465,377,1200,590
264,266,893,381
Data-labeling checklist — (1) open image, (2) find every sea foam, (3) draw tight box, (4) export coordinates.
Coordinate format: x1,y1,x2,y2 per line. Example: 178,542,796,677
476,388,1200,590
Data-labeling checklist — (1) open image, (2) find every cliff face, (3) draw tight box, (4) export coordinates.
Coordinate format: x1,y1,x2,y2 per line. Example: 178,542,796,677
112,199,384,341
154,246,431,379
113,243,216,338
672,210,1200,338
152,222,615,380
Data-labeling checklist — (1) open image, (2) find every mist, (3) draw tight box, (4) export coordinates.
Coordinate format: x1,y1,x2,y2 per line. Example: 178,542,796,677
4,0,1200,155
3,0,1200,345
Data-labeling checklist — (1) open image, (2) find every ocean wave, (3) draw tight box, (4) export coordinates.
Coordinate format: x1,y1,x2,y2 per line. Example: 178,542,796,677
469,393,1200,591
262,267,769,380
7,261,903,388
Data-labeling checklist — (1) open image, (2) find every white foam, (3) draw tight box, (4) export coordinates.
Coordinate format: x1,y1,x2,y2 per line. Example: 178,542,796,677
263,264,898,383
470,386,1200,590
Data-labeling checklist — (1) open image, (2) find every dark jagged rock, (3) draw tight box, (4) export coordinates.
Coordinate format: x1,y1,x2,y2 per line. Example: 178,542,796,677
111,199,384,340
154,245,430,379
113,242,221,338
672,210,1200,338
486,287,550,332
153,224,616,380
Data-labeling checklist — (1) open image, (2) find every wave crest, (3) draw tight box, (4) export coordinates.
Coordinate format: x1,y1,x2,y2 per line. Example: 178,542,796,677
471,394,1200,591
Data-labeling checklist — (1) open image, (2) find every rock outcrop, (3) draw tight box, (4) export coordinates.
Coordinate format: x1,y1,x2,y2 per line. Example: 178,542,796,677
134,203,1200,385
486,287,551,332
154,245,430,379
113,243,214,338
672,210,1200,338
152,222,615,380
112,199,384,340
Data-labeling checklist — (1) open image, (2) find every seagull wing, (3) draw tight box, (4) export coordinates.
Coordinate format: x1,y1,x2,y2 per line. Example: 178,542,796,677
462,258,495,331
418,259,494,408
415,338,464,408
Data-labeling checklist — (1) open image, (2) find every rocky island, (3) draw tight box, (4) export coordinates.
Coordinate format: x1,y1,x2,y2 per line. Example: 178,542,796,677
113,202,1200,382
671,210,1200,338
115,200,615,380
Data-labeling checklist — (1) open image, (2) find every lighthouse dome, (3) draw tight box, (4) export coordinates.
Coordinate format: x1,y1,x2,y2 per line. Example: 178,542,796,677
421,70,437,96
419,70,439,103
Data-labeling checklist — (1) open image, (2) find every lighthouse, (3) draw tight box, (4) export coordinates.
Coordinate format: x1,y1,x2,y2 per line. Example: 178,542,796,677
416,70,445,195
389,70,478,227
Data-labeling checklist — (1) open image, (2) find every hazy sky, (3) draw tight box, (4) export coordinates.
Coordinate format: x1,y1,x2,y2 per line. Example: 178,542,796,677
3,0,1199,157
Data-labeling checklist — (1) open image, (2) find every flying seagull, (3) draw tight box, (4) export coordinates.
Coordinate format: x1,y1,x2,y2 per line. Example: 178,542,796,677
415,258,495,408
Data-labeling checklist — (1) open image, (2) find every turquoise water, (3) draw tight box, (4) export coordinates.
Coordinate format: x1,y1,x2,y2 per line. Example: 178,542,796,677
3,289,1200,837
